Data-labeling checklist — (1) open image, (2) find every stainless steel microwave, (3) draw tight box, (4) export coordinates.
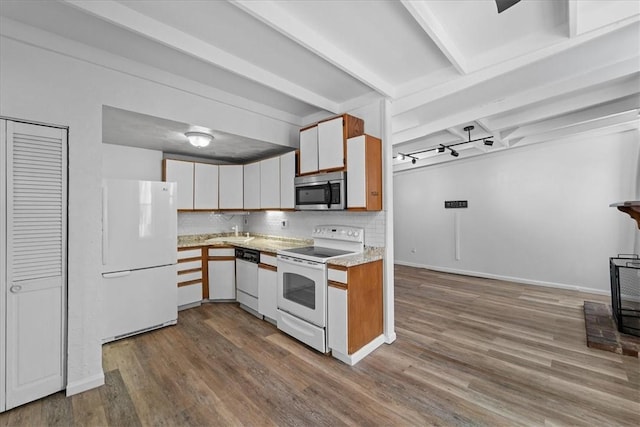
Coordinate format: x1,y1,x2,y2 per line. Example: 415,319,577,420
294,171,346,210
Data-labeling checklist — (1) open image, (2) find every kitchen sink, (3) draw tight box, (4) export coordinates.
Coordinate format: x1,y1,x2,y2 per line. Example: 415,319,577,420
205,236,255,244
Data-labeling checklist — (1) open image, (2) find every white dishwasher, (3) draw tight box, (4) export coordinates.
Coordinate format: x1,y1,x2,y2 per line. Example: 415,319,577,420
235,248,260,317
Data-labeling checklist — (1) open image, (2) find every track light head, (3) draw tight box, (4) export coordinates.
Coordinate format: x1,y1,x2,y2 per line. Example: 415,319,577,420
412,158,416,164
484,139,493,146
398,153,405,160
437,145,445,153
450,149,459,157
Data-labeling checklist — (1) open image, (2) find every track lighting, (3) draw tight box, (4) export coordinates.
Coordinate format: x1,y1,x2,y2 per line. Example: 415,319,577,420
396,124,495,166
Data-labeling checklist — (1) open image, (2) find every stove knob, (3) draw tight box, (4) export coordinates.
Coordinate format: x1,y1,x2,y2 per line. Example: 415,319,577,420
354,231,359,237
347,230,353,236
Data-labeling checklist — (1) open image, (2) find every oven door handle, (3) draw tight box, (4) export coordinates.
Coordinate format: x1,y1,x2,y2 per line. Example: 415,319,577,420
278,255,325,270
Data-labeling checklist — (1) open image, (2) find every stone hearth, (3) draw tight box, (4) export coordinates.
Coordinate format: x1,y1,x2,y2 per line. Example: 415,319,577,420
583,301,640,357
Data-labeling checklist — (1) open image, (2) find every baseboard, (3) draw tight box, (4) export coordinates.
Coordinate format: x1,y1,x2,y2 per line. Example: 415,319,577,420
66,371,105,396
394,260,610,296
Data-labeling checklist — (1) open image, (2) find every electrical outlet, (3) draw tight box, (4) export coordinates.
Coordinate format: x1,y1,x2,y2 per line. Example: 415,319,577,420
281,219,288,229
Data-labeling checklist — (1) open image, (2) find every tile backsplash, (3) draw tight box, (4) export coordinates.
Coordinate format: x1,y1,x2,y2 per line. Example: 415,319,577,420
178,210,386,247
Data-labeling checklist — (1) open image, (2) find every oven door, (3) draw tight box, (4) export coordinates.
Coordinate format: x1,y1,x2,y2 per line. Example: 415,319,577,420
277,255,327,327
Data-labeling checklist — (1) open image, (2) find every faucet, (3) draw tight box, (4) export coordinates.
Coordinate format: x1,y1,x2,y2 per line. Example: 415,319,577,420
232,225,239,237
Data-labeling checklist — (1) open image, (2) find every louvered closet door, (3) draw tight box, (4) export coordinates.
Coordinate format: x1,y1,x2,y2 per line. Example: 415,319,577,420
5,121,67,410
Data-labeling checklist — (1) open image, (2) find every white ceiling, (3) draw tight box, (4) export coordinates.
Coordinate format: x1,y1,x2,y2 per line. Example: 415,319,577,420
1,0,638,167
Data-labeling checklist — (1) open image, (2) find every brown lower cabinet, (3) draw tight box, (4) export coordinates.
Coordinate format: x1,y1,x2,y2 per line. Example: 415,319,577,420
327,259,383,356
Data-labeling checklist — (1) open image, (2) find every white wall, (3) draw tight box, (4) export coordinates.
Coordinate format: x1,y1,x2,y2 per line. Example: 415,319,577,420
394,130,640,294
0,24,298,395
102,144,162,181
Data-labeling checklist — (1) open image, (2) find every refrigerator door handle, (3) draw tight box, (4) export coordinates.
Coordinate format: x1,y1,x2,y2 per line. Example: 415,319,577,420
102,186,108,266
102,271,132,279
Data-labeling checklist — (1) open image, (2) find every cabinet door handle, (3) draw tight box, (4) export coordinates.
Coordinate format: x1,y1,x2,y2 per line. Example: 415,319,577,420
10,285,22,293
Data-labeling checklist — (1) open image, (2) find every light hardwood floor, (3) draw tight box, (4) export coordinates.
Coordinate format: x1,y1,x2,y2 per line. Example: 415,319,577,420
2,265,639,426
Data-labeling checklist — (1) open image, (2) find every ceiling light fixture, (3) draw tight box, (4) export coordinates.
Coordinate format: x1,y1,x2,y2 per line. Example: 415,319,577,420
396,124,495,166
185,131,213,148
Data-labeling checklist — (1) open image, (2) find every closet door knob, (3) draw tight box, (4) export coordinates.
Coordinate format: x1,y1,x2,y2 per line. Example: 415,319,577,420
10,285,22,293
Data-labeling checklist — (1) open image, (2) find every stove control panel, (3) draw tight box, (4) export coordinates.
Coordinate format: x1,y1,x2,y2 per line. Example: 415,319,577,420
312,225,364,243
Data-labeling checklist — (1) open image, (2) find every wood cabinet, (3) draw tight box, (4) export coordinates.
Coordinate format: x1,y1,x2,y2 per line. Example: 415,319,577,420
163,159,194,210
194,163,219,210
299,125,318,175
219,165,244,210
346,135,382,211
298,114,364,175
280,151,296,209
243,162,260,210
260,156,280,209
207,247,236,300
258,252,278,321
163,160,219,210
177,247,203,309
327,260,383,363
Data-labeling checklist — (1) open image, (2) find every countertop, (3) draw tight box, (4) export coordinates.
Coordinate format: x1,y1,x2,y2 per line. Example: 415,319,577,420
177,233,383,267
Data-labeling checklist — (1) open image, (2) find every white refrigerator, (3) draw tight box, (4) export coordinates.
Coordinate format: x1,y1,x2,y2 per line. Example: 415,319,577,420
101,179,178,343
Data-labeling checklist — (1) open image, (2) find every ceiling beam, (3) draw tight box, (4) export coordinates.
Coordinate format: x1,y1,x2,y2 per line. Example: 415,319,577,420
513,111,639,147
63,0,340,113
505,95,640,141
399,0,468,74
393,18,640,116
476,119,508,147
230,0,396,98
393,56,640,144
568,0,578,38
483,76,639,131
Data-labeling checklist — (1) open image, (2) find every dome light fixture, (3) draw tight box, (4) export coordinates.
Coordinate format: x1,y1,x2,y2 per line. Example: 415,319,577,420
185,131,213,148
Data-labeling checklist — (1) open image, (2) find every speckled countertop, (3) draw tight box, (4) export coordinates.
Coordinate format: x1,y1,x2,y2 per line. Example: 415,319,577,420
178,233,383,267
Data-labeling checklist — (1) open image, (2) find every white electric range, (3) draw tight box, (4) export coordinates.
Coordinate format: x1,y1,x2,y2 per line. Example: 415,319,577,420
276,225,364,352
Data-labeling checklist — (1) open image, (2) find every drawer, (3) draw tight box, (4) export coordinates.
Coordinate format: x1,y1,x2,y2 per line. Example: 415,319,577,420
177,260,202,272
328,267,347,284
237,290,258,312
178,248,202,260
178,283,202,307
178,270,202,283
209,247,235,257
260,252,277,267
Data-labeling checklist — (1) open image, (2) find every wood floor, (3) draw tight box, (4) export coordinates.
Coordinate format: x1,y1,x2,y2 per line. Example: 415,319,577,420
2,265,639,426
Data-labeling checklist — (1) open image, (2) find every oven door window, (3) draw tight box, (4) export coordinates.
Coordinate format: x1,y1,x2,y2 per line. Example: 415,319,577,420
282,272,316,310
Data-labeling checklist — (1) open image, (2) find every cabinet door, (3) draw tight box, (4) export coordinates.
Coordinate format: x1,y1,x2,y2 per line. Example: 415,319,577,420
299,126,318,174
5,121,67,410
318,117,345,171
260,156,280,209
258,265,277,319
347,135,366,208
164,159,194,210
328,285,348,355
280,151,295,209
218,165,243,209
208,260,236,300
243,162,261,210
194,163,218,210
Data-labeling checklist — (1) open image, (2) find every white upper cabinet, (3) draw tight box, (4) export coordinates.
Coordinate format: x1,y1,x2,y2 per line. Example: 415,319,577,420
219,165,244,209
299,114,364,175
279,151,295,209
260,156,280,209
243,161,261,210
347,135,382,211
194,163,218,210
299,126,318,175
317,116,345,171
164,159,194,210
